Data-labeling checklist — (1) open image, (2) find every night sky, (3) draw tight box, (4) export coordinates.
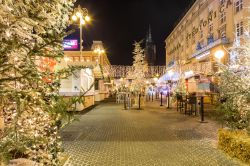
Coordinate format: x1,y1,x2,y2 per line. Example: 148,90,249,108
67,0,195,65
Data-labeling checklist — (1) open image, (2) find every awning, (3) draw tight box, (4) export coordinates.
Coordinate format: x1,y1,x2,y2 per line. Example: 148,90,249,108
157,71,180,83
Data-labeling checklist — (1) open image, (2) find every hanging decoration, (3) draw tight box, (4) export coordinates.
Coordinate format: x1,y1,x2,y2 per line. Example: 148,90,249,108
104,65,167,78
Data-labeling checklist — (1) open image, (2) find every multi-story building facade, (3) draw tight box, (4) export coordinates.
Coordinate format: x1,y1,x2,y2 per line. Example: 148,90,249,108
165,0,250,93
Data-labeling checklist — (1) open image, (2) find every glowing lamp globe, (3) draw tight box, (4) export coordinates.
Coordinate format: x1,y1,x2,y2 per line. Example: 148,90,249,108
76,12,82,18
153,77,158,82
72,15,77,21
85,15,91,22
215,50,225,59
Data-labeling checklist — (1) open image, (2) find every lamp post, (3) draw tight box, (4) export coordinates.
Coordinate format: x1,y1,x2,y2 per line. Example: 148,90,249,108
160,92,163,106
145,80,150,101
167,80,172,109
153,76,159,100
167,70,174,109
214,49,225,87
214,50,225,62
71,5,91,59
214,50,225,72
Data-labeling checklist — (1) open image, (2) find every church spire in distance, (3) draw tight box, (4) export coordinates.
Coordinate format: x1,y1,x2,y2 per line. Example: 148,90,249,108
146,25,153,43
145,25,156,66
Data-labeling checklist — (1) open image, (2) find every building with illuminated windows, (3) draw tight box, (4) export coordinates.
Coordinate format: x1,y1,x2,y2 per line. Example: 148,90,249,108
164,0,249,94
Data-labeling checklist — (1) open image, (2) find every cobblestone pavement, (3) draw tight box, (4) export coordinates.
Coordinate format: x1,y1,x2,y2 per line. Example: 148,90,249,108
61,101,240,166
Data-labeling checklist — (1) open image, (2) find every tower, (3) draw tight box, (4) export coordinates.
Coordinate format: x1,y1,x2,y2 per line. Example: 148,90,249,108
145,25,156,66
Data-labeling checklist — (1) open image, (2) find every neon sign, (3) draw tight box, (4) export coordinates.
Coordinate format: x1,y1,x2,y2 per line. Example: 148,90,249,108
63,40,78,50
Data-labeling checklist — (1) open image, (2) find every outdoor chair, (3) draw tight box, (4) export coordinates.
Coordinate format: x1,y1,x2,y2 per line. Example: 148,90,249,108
185,96,197,116
176,94,186,113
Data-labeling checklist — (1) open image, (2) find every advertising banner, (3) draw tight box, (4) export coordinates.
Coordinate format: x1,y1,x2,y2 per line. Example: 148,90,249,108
63,39,78,50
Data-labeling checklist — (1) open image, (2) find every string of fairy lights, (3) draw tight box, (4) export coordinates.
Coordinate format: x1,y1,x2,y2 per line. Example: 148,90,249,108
104,61,212,79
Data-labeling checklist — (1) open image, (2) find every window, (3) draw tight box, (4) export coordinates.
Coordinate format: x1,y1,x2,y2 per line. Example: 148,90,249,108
220,12,226,24
199,1,205,8
73,56,80,62
180,35,183,41
200,39,204,47
209,23,213,33
94,79,99,90
207,34,214,45
236,21,244,36
235,0,243,13
219,25,227,38
196,42,202,50
186,39,189,48
220,0,226,5
200,30,203,39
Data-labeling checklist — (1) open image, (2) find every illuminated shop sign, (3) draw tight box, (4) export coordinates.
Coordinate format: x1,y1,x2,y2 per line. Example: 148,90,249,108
168,0,232,54
63,40,78,50
185,0,232,41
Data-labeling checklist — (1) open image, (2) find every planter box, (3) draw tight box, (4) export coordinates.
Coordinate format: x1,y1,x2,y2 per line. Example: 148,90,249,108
218,129,250,164
8,158,37,166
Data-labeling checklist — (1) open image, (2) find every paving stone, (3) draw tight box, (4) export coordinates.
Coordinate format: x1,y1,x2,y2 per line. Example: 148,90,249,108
61,102,240,166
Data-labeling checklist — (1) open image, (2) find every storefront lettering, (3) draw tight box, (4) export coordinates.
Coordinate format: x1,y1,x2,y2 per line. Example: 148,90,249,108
220,0,232,13
185,0,232,42
169,43,181,54
171,1,232,54
185,10,216,41
208,11,214,23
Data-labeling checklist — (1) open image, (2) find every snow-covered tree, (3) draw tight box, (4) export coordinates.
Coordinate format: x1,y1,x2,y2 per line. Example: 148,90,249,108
218,33,250,132
128,41,148,93
0,0,77,165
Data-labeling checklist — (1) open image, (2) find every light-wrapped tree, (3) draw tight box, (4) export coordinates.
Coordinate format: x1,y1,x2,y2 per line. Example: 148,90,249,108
128,41,148,93
218,33,250,132
0,0,79,165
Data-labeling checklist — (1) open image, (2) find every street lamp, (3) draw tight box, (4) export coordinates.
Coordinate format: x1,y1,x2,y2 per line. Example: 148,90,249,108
214,50,225,73
153,77,158,83
167,70,174,108
71,5,91,59
214,50,225,62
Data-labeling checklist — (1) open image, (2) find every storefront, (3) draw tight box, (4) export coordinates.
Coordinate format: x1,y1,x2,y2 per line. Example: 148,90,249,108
58,61,95,111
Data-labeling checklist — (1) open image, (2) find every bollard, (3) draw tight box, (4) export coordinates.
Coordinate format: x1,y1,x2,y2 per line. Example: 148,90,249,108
200,96,204,122
167,93,170,109
138,93,141,110
127,94,130,110
124,93,127,110
160,92,163,106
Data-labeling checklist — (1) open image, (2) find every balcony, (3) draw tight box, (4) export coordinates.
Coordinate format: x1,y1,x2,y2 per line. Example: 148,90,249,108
191,37,230,59
168,60,175,67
